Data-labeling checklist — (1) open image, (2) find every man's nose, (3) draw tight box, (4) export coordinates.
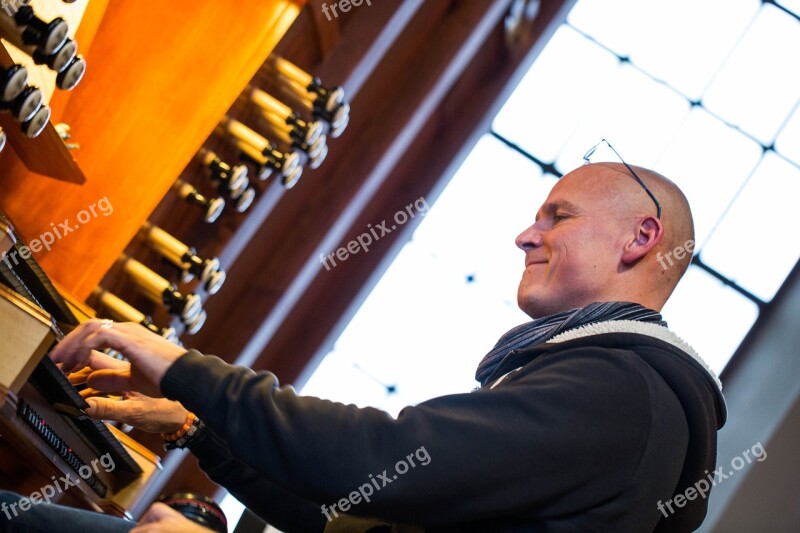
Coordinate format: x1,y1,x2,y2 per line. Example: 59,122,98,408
515,222,544,251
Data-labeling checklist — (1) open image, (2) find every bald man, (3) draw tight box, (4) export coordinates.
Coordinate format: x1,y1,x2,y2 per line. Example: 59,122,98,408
4,162,725,533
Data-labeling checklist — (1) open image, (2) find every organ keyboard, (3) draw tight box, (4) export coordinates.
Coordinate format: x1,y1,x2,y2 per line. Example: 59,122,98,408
0,215,160,517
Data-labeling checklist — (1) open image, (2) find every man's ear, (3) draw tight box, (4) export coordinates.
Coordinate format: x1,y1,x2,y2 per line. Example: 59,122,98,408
621,216,663,265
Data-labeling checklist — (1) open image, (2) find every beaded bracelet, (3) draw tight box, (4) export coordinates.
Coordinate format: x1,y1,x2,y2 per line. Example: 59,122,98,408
161,412,196,442
163,416,204,451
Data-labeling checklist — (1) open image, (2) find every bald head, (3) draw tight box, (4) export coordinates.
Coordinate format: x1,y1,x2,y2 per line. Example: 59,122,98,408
627,163,694,279
515,162,694,317
590,162,695,286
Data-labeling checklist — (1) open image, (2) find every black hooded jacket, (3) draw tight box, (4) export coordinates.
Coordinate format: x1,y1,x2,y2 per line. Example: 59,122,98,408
161,320,726,532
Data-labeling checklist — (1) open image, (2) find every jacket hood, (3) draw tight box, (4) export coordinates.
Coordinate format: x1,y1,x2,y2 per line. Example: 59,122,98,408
538,320,726,532
546,320,726,427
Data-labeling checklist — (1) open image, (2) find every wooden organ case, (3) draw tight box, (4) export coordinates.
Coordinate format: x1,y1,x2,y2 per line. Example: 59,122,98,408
0,0,313,520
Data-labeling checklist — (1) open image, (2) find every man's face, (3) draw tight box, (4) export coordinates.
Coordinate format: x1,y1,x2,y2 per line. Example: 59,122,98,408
515,165,635,318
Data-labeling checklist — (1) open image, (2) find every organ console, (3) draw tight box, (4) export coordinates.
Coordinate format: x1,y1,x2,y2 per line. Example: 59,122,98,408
248,86,325,145
2,25,77,76
0,1,347,523
183,308,208,336
197,148,255,212
0,5,69,56
0,4,87,113
31,37,77,73
0,64,50,137
247,88,330,168
140,222,227,296
268,56,350,138
238,139,304,188
199,149,249,194
21,102,49,138
0,84,42,122
173,180,225,224
0,216,161,517
117,254,203,327
92,288,179,343
0,64,28,102
229,183,256,213
221,116,302,179
305,136,329,169
271,56,344,113
237,141,272,181
54,54,86,91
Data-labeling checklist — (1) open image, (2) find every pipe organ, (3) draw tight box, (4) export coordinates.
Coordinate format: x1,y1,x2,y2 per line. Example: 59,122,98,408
0,0,349,522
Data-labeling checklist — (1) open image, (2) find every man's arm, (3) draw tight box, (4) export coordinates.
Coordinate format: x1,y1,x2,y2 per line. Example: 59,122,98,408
187,424,326,532
161,347,685,525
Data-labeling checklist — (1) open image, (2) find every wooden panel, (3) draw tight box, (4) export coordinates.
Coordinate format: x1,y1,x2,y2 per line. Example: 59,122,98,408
47,0,112,124
0,43,86,183
0,0,303,299
0,286,56,394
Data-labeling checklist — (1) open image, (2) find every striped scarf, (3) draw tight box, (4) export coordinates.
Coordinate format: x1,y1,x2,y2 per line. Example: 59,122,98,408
475,301,667,386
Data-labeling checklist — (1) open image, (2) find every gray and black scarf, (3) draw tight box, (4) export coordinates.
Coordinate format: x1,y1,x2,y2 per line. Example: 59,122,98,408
475,301,667,387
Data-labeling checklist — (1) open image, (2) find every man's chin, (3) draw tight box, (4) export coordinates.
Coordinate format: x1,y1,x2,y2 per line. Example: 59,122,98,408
518,293,571,319
518,296,548,320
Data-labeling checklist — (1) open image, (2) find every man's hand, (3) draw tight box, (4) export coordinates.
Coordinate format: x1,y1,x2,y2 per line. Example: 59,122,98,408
65,350,189,432
69,349,144,396
131,503,216,533
50,319,187,397
85,393,190,434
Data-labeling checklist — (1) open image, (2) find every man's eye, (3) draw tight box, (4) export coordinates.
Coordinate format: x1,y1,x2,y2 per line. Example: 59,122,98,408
553,214,569,222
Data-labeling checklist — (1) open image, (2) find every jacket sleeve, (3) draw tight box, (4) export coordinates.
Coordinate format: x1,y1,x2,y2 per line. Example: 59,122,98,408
187,422,327,532
160,348,676,525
